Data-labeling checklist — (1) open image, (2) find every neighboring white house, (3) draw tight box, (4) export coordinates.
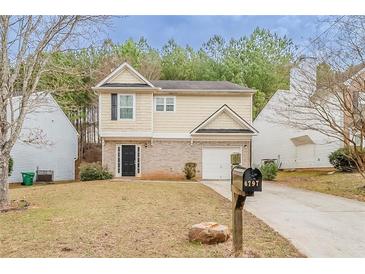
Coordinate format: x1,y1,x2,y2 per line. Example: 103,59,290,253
9,93,78,182
253,59,343,169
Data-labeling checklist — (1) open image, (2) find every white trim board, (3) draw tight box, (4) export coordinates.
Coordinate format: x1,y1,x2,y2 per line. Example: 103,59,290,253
152,133,190,139
100,131,153,138
153,89,255,94
100,131,255,139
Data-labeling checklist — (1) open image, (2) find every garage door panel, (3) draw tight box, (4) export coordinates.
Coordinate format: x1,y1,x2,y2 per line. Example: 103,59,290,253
202,147,241,180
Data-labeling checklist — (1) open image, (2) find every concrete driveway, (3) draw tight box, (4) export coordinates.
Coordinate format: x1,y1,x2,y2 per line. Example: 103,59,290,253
202,180,365,257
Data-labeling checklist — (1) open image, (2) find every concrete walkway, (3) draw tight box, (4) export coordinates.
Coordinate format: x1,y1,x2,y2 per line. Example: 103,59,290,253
202,180,365,257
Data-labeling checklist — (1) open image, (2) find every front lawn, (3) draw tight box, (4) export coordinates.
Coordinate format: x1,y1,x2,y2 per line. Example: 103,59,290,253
276,171,365,202
0,180,302,258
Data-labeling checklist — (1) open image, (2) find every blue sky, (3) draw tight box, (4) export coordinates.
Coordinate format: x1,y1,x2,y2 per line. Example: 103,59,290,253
104,16,326,50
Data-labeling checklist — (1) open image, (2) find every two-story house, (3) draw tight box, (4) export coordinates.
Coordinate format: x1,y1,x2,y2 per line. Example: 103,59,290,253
93,62,258,180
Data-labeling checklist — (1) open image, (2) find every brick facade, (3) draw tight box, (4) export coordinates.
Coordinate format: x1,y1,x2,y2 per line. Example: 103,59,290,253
102,139,251,179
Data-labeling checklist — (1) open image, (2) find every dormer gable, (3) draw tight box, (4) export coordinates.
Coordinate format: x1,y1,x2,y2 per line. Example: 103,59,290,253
203,110,243,130
190,104,258,135
94,62,155,88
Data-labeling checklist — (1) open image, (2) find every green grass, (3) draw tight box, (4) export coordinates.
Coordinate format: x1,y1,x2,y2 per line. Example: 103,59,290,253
0,180,302,258
276,171,365,201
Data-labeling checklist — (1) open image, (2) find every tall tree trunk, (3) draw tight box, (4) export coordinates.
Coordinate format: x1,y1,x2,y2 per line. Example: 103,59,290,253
0,155,9,209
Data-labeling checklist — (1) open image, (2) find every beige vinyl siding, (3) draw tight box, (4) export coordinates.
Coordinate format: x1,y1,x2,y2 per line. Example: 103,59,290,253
204,111,243,129
109,69,144,84
100,91,152,133
153,94,252,133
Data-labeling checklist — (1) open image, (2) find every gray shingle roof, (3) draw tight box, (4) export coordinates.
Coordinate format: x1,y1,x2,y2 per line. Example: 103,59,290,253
151,80,253,92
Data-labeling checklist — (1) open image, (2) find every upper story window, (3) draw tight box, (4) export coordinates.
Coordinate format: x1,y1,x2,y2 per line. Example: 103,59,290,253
119,94,135,120
155,96,175,112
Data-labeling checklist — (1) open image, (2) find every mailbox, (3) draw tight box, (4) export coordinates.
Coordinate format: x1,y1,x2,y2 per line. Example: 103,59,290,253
230,165,263,256
231,165,262,196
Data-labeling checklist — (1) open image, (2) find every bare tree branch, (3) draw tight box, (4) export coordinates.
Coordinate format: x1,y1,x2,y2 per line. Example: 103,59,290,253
273,16,365,179
0,15,110,209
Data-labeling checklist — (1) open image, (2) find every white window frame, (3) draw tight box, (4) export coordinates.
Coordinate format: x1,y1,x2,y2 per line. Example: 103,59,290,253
115,144,142,177
154,96,176,112
118,94,136,120
155,97,165,112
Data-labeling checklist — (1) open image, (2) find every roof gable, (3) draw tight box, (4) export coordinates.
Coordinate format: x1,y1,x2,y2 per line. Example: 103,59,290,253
254,89,291,122
94,62,155,88
109,68,144,84
190,104,258,135
12,92,79,137
203,110,244,130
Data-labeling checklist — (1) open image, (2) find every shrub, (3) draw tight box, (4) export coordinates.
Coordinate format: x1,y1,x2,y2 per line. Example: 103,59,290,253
8,157,13,176
260,162,279,180
329,148,356,172
80,163,113,181
183,162,197,180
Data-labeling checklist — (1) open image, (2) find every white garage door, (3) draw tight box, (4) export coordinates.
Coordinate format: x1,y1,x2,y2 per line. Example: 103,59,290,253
202,147,242,180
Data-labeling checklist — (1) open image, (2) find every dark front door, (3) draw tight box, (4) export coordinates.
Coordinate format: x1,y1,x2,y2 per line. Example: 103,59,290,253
122,145,136,176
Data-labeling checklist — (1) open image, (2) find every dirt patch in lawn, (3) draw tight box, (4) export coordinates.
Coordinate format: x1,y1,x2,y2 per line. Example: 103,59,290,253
276,170,365,202
0,180,302,258
0,199,30,213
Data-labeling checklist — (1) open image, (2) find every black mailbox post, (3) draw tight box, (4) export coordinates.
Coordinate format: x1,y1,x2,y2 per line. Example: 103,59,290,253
231,165,262,256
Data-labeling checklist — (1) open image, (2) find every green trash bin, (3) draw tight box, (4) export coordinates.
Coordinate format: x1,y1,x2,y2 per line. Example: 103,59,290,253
21,172,35,186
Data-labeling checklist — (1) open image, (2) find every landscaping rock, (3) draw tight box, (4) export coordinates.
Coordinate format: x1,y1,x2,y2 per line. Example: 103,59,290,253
188,222,230,244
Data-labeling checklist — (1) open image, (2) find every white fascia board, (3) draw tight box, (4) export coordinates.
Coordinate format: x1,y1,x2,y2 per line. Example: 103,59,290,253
100,131,153,138
100,131,255,139
191,132,257,136
153,90,256,95
152,133,191,139
100,131,192,139
92,87,160,92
